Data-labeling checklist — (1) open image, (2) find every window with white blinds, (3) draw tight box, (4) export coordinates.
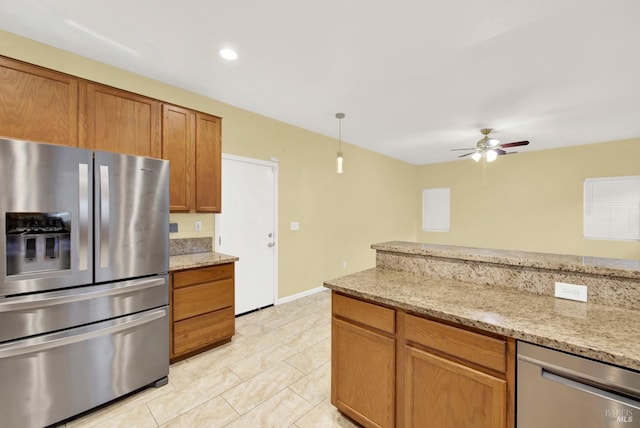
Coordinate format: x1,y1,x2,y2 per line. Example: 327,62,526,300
583,176,640,240
422,187,450,232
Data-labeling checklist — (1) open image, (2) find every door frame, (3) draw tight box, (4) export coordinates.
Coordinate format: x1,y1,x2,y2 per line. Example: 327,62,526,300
216,153,279,308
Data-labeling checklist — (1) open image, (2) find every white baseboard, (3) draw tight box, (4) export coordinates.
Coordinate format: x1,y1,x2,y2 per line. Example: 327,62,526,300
275,286,327,305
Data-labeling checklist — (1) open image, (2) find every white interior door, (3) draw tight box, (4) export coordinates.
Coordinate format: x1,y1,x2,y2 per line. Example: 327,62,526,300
215,154,277,315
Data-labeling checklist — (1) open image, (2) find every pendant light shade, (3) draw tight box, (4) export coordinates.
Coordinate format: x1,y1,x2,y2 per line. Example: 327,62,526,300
335,113,345,174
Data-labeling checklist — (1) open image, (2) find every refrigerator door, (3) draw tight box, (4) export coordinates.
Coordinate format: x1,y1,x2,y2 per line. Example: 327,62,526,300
0,307,169,428
0,139,93,296
94,151,169,283
0,274,168,342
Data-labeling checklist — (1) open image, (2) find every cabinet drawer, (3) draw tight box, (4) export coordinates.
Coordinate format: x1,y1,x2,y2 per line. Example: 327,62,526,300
173,307,234,355
404,314,507,373
173,263,233,289
173,278,233,321
332,292,395,334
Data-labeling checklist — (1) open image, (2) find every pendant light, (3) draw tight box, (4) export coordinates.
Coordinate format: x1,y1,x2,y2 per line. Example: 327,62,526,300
335,113,345,174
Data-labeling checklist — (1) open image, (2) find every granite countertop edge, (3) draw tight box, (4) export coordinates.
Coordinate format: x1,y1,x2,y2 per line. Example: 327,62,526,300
169,251,239,271
324,268,640,372
373,241,640,280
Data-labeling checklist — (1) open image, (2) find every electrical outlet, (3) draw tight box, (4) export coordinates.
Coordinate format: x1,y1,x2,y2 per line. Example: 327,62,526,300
290,221,300,231
554,282,587,302
195,221,202,232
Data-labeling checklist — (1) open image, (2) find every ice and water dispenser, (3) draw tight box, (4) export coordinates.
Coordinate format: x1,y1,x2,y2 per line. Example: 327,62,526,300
5,212,71,276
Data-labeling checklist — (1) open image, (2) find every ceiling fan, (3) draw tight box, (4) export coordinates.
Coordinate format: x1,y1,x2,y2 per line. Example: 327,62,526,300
452,128,530,162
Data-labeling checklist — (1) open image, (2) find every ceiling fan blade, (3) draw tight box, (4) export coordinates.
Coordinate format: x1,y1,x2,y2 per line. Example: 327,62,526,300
451,148,477,151
495,149,507,155
458,152,475,158
499,140,529,148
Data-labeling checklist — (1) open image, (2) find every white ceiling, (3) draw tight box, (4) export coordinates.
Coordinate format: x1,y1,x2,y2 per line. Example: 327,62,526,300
1,0,639,165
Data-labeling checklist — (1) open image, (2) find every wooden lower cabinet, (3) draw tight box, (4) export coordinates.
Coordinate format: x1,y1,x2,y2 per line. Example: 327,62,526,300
333,319,395,428
332,293,396,428
170,263,235,361
330,292,515,428
403,345,507,428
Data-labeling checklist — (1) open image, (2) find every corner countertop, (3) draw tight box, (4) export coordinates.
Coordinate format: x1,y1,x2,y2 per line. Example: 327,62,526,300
324,267,640,372
373,241,640,280
169,252,238,272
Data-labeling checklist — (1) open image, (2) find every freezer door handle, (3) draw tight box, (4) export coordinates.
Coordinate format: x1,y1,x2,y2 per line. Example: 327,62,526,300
0,277,166,312
78,163,90,271
99,164,110,269
542,369,640,409
0,308,167,359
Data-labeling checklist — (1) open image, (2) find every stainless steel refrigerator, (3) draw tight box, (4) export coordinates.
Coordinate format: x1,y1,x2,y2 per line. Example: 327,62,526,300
0,138,170,427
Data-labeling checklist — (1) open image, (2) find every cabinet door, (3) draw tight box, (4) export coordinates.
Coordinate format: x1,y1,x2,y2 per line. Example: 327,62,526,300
403,345,506,428
195,113,221,212
162,104,194,212
80,83,160,157
0,57,78,146
332,318,395,428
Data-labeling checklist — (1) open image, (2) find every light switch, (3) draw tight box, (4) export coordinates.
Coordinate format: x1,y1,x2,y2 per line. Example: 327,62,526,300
290,221,300,231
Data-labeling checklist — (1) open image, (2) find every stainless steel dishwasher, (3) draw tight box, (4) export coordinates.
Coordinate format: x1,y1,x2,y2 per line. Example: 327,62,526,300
517,341,639,427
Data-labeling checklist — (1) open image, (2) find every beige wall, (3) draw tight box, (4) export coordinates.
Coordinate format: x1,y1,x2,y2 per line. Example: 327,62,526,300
0,30,418,298
417,139,640,259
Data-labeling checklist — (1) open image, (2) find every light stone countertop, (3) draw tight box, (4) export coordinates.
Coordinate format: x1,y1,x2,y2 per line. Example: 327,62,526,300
373,241,640,280
169,252,238,271
324,267,640,372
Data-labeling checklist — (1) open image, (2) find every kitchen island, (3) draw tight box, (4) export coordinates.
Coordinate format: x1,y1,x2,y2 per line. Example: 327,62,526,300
324,241,640,428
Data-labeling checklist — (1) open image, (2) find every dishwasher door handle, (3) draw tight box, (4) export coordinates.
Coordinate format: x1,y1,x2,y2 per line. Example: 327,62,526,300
542,369,640,410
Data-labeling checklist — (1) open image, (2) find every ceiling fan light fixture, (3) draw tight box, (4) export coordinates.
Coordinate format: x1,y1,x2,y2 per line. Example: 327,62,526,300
486,149,498,162
487,138,500,147
471,151,482,162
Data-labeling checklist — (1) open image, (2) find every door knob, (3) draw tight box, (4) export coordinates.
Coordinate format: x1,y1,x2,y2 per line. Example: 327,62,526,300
268,242,275,248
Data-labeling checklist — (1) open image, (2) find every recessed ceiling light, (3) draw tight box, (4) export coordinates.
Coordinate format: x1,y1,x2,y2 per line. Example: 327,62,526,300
219,48,238,61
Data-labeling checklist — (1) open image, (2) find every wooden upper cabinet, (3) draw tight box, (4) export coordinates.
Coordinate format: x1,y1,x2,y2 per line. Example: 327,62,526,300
195,113,222,213
162,104,195,212
161,107,222,213
80,82,161,157
0,57,78,146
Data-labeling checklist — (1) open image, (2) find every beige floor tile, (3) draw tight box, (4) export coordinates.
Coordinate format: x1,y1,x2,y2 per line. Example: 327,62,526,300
67,383,175,427
230,322,301,357
226,388,313,428
228,342,297,380
89,404,158,428
289,361,331,405
286,338,331,374
222,362,304,415
185,345,246,373
294,397,360,428
147,368,241,425
169,346,245,389
159,396,239,428
281,320,331,353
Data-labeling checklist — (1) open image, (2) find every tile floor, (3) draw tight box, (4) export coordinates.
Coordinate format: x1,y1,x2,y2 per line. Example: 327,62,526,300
62,289,360,428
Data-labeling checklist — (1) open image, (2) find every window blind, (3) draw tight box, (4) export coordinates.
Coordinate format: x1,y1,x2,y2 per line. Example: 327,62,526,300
584,176,640,240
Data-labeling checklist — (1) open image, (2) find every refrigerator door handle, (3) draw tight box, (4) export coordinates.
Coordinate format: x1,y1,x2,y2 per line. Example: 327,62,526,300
99,164,110,269
0,308,167,359
0,277,166,312
78,163,90,271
